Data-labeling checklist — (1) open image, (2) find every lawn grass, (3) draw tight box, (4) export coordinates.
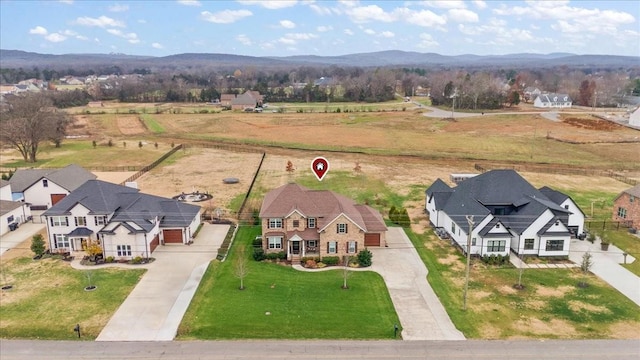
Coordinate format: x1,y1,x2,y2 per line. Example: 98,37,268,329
140,114,166,134
404,227,640,339
602,229,640,277
178,226,400,339
0,257,144,340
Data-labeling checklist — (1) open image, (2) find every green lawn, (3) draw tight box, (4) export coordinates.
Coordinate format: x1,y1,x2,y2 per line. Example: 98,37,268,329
602,229,640,277
405,227,640,339
0,257,145,339
178,226,400,339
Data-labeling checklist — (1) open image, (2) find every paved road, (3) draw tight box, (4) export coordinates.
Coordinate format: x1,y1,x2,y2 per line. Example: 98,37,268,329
96,224,229,341
2,339,639,360
369,227,464,340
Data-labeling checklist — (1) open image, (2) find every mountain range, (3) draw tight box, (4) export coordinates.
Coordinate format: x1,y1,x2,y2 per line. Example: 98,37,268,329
1,49,637,71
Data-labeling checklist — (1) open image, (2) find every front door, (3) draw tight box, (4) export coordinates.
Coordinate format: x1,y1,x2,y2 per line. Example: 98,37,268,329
292,241,300,255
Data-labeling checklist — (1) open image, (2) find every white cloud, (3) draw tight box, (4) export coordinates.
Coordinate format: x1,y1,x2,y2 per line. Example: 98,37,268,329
201,9,252,23
138,19,147,24
380,31,395,38
364,28,375,35
421,1,466,9
29,26,48,35
58,0,73,4
75,16,125,28
278,32,318,45
317,25,333,32
152,42,164,49
346,5,393,23
107,29,140,43
61,29,88,40
109,4,129,12
177,0,201,6
236,34,252,46
309,3,333,15
344,28,354,35
472,0,487,10
237,0,297,9
401,8,447,27
417,33,439,48
280,20,296,29
45,33,67,43
278,37,296,45
448,8,479,23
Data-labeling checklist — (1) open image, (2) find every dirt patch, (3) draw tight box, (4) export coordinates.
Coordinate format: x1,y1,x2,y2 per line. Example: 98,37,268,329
563,117,623,131
607,321,640,339
498,285,518,295
472,290,493,299
479,323,503,339
117,115,146,135
525,299,546,311
438,254,465,271
535,285,574,297
568,300,612,314
513,318,578,338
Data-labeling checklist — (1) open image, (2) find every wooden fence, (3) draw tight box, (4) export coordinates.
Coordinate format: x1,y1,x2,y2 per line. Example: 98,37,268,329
475,163,637,186
119,144,183,185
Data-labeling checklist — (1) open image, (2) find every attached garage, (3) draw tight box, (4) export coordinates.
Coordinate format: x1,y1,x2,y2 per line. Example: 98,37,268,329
163,229,183,244
364,233,381,247
149,235,160,253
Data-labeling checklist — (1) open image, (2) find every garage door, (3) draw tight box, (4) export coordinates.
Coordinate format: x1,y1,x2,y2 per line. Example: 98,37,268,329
149,235,160,253
163,229,183,243
51,194,66,206
364,233,380,247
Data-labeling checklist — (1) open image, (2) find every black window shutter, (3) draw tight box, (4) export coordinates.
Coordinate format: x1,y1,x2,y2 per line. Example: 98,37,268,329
74,217,78,226
336,224,339,233
355,242,358,253
345,224,348,233
65,217,69,226
327,242,330,253
50,217,54,226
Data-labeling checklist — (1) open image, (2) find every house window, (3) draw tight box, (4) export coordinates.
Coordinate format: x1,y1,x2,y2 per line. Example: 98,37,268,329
630,196,635,203
451,223,456,233
50,216,68,226
268,237,282,249
268,218,283,229
7,215,14,224
292,220,300,228
308,218,316,228
617,207,627,219
487,240,506,252
43,179,48,187
347,241,357,254
471,238,476,246
337,223,348,234
307,240,317,249
54,234,70,249
75,216,87,226
545,240,564,251
327,241,337,254
95,216,107,226
117,245,132,257
524,239,535,250
564,205,569,209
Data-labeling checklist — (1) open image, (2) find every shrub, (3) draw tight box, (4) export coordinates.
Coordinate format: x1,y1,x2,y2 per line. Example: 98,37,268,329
317,262,326,268
105,256,115,263
357,249,373,267
322,256,340,266
30,234,46,257
252,248,265,261
252,237,262,247
305,259,317,268
301,256,320,263
131,256,143,264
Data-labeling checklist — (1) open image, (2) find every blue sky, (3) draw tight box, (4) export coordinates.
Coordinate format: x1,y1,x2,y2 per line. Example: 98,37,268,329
1,0,639,57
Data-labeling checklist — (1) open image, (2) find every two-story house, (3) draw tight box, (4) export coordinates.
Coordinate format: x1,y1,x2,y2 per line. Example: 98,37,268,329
613,184,640,229
43,180,201,260
8,164,96,210
259,183,387,262
426,169,585,258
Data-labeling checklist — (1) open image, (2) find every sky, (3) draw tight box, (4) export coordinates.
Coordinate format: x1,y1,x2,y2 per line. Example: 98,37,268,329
1,0,639,57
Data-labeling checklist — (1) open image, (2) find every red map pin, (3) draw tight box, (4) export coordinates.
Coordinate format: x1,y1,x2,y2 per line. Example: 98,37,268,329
311,157,330,181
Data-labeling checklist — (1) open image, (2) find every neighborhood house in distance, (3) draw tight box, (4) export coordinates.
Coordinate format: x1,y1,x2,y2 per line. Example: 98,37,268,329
425,169,585,258
42,179,201,260
259,183,387,261
0,179,31,236
612,184,640,229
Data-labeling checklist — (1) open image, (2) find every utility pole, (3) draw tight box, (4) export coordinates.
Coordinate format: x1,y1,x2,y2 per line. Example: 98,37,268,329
463,215,474,311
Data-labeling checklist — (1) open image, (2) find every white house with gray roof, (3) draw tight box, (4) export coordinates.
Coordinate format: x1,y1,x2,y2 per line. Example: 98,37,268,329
533,93,572,108
0,179,31,236
425,169,584,258
8,164,97,210
43,180,201,260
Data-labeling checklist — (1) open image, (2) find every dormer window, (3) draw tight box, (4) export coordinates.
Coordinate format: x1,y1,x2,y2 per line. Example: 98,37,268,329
495,224,500,228
292,220,300,228
43,179,48,187
308,218,316,228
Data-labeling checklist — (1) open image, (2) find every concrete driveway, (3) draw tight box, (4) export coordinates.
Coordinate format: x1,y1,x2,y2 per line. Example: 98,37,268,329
96,223,230,341
369,227,465,340
0,222,46,257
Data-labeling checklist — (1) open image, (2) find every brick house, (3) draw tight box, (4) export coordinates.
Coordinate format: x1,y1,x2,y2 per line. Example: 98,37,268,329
612,184,640,229
259,183,387,262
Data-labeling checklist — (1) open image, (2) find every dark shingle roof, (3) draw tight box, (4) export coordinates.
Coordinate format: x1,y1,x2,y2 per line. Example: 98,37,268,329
9,164,96,192
44,180,200,230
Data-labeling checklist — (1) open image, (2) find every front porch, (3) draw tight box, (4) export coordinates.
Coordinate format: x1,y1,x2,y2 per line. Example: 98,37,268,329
287,235,320,261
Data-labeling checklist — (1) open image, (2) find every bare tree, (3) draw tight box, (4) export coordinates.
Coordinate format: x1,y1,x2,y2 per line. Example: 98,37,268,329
0,92,70,162
578,252,593,288
342,255,352,289
234,245,249,290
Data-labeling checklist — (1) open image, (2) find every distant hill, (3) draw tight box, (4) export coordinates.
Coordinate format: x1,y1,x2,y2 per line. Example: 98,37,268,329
1,49,637,71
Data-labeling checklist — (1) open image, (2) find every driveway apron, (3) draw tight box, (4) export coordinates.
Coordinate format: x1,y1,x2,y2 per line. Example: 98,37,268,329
96,224,229,341
369,227,465,340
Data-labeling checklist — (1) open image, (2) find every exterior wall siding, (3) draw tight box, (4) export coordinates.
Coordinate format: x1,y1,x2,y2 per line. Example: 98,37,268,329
613,193,640,229
24,180,68,209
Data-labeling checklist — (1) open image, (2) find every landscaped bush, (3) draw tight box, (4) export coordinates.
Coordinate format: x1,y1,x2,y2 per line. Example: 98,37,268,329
357,249,373,267
301,256,320,264
252,237,262,247
105,256,115,263
265,251,286,261
481,254,510,266
305,259,317,268
131,256,143,264
252,248,265,261
322,256,340,266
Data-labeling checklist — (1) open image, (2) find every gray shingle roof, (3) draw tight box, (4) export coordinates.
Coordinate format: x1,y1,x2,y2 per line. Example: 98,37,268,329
0,200,22,216
44,180,200,230
621,185,640,198
9,164,96,192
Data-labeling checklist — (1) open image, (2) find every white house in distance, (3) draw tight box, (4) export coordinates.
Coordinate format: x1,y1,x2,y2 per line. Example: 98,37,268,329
629,107,640,128
0,179,31,236
8,164,96,210
425,169,585,258
533,93,573,108
42,180,201,260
